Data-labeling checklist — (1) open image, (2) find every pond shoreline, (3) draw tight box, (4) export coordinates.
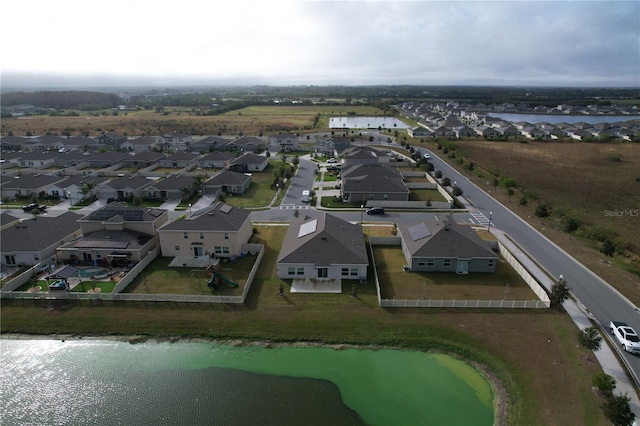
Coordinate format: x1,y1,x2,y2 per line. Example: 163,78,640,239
1,332,508,425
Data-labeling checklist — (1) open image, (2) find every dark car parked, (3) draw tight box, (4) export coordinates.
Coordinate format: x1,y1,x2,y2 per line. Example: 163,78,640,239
22,203,47,212
366,207,385,215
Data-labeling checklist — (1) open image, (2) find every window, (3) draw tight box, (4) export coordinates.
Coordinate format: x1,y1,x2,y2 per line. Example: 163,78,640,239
224,232,229,240
175,246,180,251
443,259,451,267
426,259,435,267
199,232,204,240
222,247,229,254
488,259,495,267
34,255,40,261
96,254,102,259
288,267,296,276
417,260,426,267
341,268,349,276
214,247,222,254
297,267,304,276
183,232,188,239
350,268,358,276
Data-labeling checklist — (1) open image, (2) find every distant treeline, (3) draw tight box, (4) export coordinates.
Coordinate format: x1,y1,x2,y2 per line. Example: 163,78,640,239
1,90,122,110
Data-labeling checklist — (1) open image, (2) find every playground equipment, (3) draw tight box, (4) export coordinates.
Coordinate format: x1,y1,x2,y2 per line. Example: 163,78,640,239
206,264,239,289
48,279,69,291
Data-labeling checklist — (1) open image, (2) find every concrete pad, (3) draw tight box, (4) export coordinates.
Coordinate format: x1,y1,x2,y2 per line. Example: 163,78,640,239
291,278,342,293
168,257,216,268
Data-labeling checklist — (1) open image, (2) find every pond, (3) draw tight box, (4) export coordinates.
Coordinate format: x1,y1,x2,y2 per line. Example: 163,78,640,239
1,339,495,425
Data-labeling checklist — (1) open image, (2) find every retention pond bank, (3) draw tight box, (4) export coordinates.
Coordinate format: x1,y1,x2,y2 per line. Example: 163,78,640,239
1,338,494,425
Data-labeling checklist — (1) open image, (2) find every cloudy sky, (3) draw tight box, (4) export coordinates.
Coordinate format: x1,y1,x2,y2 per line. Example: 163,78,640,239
2,0,639,88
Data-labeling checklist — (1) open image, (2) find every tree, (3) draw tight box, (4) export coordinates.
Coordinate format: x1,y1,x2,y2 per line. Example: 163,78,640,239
578,326,602,361
601,394,635,426
549,278,570,310
535,204,551,218
442,177,451,187
452,186,463,197
601,239,616,257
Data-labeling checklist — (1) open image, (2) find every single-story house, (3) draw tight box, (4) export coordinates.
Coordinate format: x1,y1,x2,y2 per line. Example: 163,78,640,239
146,174,198,200
86,151,130,168
158,201,252,259
53,151,96,168
340,164,410,203
120,136,159,152
197,151,236,169
189,136,230,153
157,152,201,169
0,174,68,200
48,175,109,205
225,136,264,153
120,151,165,169
16,152,58,168
342,146,384,167
95,174,155,201
228,153,268,173
397,217,497,273
407,126,433,138
203,170,252,196
1,211,83,268
276,213,368,285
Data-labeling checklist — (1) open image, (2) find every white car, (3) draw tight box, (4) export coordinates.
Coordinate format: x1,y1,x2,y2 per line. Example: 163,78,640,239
327,158,338,163
610,321,640,354
423,153,431,160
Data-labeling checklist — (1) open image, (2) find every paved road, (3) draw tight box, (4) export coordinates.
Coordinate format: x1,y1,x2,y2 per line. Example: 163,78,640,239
418,146,640,385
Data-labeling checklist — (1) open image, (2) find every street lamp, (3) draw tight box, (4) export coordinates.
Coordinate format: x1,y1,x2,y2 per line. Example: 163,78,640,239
67,191,72,207
189,203,192,216
361,204,364,224
488,211,493,233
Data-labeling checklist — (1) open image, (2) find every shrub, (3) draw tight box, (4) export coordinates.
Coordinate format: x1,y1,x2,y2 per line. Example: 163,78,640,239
535,204,551,218
519,197,528,206
563,216,581,233
592,373,616,397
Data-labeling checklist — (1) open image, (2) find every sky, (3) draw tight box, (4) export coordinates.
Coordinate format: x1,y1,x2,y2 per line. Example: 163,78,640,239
2,0,639,88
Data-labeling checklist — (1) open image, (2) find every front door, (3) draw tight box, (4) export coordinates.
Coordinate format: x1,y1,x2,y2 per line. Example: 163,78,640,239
193,246,203,257
317,267,328,278
456,259,469,274
4,255,16,265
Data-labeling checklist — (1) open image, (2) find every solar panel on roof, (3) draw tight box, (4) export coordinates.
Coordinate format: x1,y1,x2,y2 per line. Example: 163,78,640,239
408,222,432,242
298,218,318,238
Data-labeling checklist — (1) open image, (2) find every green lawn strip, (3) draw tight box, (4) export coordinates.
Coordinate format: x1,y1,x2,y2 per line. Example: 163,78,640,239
322,174,338,182
409,188,448,202
320,196,360,209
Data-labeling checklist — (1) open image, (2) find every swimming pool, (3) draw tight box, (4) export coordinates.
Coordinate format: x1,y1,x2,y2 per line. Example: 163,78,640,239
76,268,107,278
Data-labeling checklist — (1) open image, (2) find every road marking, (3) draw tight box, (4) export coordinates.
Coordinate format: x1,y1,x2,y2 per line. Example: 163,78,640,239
470,210,491,226
278,205,310,210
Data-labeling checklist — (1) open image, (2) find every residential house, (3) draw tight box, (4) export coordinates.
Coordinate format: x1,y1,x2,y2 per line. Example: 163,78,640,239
276,213,368,284
121,151,166,169
407,126,433,138
0,136,29,151
157,152,201,169
521,126,547,140
316,136,350,157
146,174,198,201
120,136,159,152
453,125,476,138
228,152,268,173
0,213,20,231
342,146,384,167
1,212,83,268
474,126,500,138
48,175,109,205
86,151,130,168
158,201,252,259
95,174,155,201
225,136,264,153
397,217,497,273
340,164,410,203
95,132,127,148
203,170,252,196
157,132,193,152
53,151,96,168
57,203,167,266
268,133,299,152
189,136,230,153
197,151,236,169
16,151,58,168
63,136,96,152
0,174,68,199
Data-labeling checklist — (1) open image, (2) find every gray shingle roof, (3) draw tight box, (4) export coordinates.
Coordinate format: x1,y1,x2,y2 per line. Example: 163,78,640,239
103,175,155,190
159,202,250,232
0,211,82,252
81,202,166,223
205,170,251,186
277,213,368,266
398,217,497,259
1,174,67,190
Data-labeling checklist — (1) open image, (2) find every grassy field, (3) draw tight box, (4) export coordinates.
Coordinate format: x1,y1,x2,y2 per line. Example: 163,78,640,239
422,138,640,305
1,105,385,137
0,224,610,425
